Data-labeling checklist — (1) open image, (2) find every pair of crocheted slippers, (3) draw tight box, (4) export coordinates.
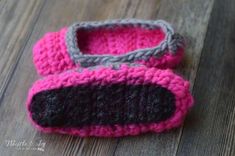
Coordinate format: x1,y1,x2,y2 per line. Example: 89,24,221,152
26,19,194,137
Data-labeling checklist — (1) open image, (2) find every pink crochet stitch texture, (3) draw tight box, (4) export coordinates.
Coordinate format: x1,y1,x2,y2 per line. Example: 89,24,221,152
26,65,193,137
77,27,165,55
33,27,183,76
33,28,75,76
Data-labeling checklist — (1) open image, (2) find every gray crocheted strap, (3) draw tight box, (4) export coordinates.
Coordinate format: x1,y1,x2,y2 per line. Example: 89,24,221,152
66,19,185,67
76,62,144,73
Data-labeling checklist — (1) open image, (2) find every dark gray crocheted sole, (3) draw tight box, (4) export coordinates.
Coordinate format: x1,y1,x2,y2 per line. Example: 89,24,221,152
29,83,176,127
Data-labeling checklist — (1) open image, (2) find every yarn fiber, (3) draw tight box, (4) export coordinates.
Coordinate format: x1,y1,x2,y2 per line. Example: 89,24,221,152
33,19,184,76
26,65,193,137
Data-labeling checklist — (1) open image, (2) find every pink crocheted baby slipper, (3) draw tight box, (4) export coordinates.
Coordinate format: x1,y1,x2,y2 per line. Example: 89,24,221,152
26,64,193,137
33,19,185,76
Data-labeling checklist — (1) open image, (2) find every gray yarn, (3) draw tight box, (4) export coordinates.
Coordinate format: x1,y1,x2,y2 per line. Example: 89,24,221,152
76,62,144,73
66,19,184,67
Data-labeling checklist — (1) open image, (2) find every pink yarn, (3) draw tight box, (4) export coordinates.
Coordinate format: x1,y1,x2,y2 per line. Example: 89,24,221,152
33,28,75,76
33,27,183,76
26,65,193,137
76,27,165,55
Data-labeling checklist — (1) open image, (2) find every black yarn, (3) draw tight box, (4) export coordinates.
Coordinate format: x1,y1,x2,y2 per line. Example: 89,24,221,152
29,83,176,127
